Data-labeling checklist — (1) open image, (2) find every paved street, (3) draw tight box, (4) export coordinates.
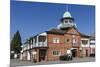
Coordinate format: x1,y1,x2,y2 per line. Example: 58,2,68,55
10,57,95,67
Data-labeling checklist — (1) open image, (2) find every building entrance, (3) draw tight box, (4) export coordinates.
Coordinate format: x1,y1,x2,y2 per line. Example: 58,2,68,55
71,49,77,57
39,49,46,62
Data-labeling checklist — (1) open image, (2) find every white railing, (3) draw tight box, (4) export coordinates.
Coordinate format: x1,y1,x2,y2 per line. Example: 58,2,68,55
32,43,36,47
32,42,47,48
38,42,47,47
90,40,95,43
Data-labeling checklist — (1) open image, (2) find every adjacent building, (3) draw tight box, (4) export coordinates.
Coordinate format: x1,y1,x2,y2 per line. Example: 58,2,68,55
90,33,95,56
80,35,90,57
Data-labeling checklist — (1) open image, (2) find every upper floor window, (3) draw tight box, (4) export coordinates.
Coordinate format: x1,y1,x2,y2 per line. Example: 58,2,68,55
72,35,75,38
53,38,60,43
66,39,70,43
67,39,70,42
65,38,71,44
73,39,76,43
72,38,77,46
81,40,88,45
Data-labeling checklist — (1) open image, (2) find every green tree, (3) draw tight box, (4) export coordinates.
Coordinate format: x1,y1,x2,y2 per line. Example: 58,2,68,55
10,30,22,54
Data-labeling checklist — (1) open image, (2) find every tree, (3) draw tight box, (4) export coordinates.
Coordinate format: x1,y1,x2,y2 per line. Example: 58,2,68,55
11,30,22,54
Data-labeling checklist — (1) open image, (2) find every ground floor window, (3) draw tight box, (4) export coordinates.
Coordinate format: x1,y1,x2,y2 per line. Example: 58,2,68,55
91,48,95,54
53,51,61,56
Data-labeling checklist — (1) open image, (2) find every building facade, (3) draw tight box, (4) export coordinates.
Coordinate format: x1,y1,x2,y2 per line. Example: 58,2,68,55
90,33,95,56
20,11,94,62
80,36,90,57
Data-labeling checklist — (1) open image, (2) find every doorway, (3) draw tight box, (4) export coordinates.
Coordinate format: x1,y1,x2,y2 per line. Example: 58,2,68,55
86,50,88,57
39,49,46,62
71,49,77,57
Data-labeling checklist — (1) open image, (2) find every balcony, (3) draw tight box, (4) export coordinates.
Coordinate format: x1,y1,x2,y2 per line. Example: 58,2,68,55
32,41,47,48
32,35,48,48
38,42,47,47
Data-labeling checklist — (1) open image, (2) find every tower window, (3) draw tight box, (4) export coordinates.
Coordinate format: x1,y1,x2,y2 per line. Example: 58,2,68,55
65,20,68,23
69,20,73,23
64,20,73,24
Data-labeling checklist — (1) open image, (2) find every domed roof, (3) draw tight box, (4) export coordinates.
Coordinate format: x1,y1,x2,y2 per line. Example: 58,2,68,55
63,11,72,18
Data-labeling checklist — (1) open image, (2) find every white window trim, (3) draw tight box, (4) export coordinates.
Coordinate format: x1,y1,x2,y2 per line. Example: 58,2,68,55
81,40,88,45
52,51,61,56
53,38,60,43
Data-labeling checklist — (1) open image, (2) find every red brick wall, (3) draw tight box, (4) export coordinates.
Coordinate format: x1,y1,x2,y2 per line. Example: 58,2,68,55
47,28,81,61
47,34,65,61
47,48,65,61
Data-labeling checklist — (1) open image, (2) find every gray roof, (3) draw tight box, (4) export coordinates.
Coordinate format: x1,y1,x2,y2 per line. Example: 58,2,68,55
47,27,90,38
47,28,68,34
90,33,95,40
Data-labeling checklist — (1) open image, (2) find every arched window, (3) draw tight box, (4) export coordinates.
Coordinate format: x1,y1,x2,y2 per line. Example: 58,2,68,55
64,20,68,23
69,20,73,23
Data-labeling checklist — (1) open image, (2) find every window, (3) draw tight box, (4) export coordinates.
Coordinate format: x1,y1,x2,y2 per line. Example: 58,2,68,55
69,20,73,23
72,38,77,45
65,38,70,44
65,39,70,43
53,38,60,43
90,43,95,45
73,39,76,43
72,35,75,38
81,40,88,45
64,20,73,23
65,21,68,23
67,39,70,42
65,20,68,23
53,51,61,56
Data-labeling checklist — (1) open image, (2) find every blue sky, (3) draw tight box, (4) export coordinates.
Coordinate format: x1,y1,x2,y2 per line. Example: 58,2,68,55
10,1,95,43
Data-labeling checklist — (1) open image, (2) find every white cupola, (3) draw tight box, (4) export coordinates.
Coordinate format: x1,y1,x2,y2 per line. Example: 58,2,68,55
57,11,77,29
63,11,72,18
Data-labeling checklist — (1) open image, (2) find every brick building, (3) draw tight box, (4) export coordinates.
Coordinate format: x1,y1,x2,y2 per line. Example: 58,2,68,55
90,33,95,56
20,11,91,62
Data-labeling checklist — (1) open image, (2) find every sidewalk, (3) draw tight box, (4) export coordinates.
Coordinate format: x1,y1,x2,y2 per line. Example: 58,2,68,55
10,57,95,67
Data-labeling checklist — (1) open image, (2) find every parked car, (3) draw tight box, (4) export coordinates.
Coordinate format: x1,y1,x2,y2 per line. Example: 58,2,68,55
60,54,73,61
90,53,95,57
67,54,73,60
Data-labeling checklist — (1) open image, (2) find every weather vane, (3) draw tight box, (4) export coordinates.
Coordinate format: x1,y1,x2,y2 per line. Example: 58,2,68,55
66,5,69,11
